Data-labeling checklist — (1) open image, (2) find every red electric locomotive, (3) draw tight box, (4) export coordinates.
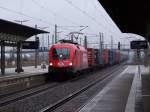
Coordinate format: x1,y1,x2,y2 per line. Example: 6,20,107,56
49,40,88,77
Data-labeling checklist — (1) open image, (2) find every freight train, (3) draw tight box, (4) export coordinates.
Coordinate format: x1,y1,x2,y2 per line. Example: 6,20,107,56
48,40,127,78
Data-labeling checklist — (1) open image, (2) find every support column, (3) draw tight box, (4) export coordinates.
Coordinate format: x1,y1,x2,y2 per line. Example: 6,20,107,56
99,32,102,51
35,25,39,68
84,36,87,49
35,36,39,68
1,40,5,75
55,24,57,43
80,38,82,45
15,41,24,73
52,34,54,45
71,34,74,42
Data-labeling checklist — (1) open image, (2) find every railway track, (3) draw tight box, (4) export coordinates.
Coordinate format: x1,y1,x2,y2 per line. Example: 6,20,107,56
0,64,125,111
40,65,126,112
0,82,59,107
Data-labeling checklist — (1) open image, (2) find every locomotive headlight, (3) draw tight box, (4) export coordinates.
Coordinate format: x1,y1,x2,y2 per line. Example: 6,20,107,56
69,62,73,66
49,62,53,66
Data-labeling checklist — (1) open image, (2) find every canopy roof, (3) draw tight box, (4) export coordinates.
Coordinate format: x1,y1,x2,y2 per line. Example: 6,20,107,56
99,0,150,41
0,19,49,40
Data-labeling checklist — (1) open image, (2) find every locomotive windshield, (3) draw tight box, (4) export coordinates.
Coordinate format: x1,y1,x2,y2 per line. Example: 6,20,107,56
53,48,70,59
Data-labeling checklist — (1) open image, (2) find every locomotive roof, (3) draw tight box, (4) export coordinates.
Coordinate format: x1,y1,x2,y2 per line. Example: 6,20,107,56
59,39,78,44
52,42,87,51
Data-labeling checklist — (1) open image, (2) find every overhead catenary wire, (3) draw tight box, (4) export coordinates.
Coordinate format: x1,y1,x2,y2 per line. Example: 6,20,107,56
0,0,121,43
89,0,122,38
63,0,117,35
0,5,80,33
31,0,95,34
89,1,115,30
0,5,54,26
90,0,121,34
63,0,109,43
31,0,81,26
0,1,99,36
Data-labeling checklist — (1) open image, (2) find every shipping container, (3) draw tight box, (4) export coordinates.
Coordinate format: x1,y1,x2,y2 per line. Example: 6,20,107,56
94,49,99,65
102,49,109,65
98,50,102,65
108,49,114,65
87,48,94,66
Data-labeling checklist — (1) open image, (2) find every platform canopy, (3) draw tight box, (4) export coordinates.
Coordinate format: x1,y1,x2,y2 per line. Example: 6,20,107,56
0,19,49,41
98,0,150,41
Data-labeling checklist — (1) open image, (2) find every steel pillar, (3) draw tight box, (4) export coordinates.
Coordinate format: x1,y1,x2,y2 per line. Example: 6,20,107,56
55,24,57,43
1,40,5,75
35,25,38,68
35,36,39,68
71,34,74,42
15,41,24,73
84,36,87,49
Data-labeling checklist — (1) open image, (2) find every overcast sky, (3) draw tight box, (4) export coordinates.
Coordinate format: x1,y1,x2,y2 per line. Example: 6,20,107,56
0,0,143,48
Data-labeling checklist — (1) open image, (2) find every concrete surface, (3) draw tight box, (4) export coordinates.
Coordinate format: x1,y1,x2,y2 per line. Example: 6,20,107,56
142,73,150,112
0,65,48,77
79,66,141,112
0,66,48,96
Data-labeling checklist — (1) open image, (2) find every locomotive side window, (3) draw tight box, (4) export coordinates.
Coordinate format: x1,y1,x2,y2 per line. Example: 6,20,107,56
53,48,70,59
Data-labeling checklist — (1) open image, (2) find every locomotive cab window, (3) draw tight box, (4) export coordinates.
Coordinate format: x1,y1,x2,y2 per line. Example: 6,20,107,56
53,48,70,59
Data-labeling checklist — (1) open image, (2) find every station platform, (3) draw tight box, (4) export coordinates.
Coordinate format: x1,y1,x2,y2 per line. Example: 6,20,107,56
0,66,48,96
0,65,48,80
79,65,146,112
